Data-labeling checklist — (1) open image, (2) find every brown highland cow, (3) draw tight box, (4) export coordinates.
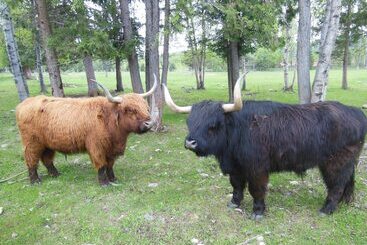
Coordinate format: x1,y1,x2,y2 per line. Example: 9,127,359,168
16,77,157,186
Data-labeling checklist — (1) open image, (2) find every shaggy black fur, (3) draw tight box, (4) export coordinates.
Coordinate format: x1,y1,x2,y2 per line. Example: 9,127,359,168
185,100,367,217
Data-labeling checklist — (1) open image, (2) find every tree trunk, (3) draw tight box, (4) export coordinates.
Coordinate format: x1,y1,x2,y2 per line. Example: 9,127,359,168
35,23,46,93
115,56,124,92
342,2,352,90
241,57,247,91
161,0,170,86
83,53,98,97
297,0,311,104
23,66,33,79
311,0,341,102
342,33,349,90
145,0,163,132
283,21,291,91
31,0,46,93
0,2,29,101
35,0,64,97
119,0,143,93
228,41,239,102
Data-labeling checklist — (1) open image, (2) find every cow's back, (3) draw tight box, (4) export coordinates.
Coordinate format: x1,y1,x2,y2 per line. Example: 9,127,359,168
16,95,110,153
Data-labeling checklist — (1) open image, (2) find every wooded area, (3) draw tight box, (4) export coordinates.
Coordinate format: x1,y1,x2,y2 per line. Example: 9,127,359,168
1,0,367,124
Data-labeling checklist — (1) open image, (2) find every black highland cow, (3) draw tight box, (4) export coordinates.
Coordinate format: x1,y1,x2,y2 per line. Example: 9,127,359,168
163,75,367,219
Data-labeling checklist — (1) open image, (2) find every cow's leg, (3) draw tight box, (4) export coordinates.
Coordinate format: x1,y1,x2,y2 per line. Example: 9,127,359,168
248,172,269,220
106,158,116,182
341,164,355,204
319,152,355,215
24,146,43,184
228,174,247,208
97,166,109,186
86,142,110,186
41,148,59,177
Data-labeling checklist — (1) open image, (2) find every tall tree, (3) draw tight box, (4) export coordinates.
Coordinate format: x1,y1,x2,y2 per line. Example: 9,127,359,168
311,0,341,102
178,0,207,89
297,0,311,104
161,0,170,86
341,0,352,90
210,1,278,101
334,0,367,89
35,0,64,97
279,0,297,91
31,0,46,93
119,0,143,93
0,1,29,101
145,0,163,131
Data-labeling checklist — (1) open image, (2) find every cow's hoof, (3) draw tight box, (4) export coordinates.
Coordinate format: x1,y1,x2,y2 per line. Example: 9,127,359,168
50,171,60,178
319,206,334,215
108,177,117,183
30,177,41,185
251,213,264,221
227,200,240,209
99,180,110,187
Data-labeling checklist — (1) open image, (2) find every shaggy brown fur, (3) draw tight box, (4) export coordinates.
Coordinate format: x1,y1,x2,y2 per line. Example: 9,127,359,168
16,94,152,185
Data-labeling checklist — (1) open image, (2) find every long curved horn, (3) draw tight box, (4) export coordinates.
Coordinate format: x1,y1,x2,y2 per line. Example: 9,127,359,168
163,84,192,113
139,74,158,98
222,73,245,113
94,80,122,103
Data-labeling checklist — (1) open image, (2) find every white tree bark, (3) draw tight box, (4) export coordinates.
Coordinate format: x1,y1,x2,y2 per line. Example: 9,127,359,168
311,0,341,102
297,0,311,104
0,2,29,101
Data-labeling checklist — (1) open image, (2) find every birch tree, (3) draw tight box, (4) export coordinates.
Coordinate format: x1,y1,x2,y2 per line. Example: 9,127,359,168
297,0,311,104
311,0,341,102
0,1,29,101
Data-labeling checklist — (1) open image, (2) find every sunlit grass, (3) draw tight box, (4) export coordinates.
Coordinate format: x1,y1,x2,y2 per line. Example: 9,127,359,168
0,69,366,244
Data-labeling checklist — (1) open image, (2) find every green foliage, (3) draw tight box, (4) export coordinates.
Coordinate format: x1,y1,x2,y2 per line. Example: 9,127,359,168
209,0,280,57
254,48,283,71
0,33,9,68
3,0,36,70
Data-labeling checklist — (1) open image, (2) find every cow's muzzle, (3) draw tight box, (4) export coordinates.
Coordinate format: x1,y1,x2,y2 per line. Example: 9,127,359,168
139,120,153,133
185,139,197,150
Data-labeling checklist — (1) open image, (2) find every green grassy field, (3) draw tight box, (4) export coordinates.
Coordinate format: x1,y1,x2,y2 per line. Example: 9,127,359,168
0,69,366,244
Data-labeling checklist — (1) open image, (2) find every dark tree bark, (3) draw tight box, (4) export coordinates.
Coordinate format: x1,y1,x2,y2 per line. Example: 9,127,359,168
0,2,29,101
145,0,163,131
35,0,64,97
161,0,170,86
83,53,98,97
119,0,143,93
115,56,124,92
297,0,311,104
31,0,46,93
227,41,239,102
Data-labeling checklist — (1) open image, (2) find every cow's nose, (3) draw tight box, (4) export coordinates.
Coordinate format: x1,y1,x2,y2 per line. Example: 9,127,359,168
185,139,197,149
144,120,153,129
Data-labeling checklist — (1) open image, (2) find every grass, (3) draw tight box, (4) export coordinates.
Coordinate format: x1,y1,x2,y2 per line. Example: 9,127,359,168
0,69,366,244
